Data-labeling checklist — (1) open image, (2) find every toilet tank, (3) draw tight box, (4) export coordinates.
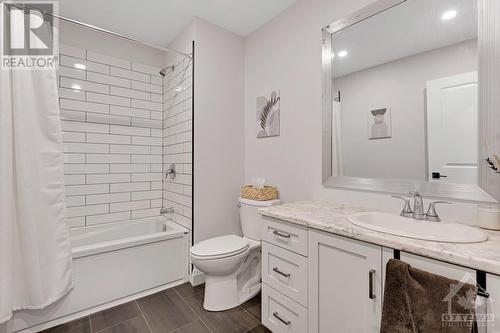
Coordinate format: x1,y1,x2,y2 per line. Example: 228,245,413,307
239,197,281,240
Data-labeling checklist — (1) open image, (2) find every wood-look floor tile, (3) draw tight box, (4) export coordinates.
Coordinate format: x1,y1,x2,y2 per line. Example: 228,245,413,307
95,316,150,333
245,324,271,333
170,320,211,333
138,288,197,333
240,294,261,321
184,293,259,333
40,317,91,333
174,283,205,299
90,302,141,332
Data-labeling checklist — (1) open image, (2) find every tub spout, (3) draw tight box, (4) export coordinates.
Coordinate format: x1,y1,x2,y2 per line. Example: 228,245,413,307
160,207,174,216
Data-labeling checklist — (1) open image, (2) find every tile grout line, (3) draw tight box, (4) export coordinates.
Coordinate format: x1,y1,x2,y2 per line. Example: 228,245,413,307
166,317,211,333
172,288,215,333
239,306,261,333
88,315,93,333
91,314,143,333
240,305,261,322
134,300,155,333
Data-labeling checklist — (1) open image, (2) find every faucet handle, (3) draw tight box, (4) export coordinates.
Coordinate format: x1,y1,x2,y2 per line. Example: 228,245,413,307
425,201,451,222
392,195,413,217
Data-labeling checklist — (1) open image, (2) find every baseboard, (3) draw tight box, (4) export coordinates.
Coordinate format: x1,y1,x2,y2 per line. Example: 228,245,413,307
190,268,205,286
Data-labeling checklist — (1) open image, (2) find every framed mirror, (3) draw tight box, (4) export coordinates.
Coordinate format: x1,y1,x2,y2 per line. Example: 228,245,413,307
322,0,500,203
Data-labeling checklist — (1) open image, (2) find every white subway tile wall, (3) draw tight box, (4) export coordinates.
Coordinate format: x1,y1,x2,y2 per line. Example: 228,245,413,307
58,44,166,228
163,56,193,230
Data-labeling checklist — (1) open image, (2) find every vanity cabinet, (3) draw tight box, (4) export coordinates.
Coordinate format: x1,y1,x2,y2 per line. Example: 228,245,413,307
382,250,487,333
261,217,309,332
308,230,382,333
261,217,498,333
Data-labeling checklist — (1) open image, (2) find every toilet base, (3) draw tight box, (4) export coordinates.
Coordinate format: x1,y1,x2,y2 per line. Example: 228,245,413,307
203,276,261,311
203,249,261,311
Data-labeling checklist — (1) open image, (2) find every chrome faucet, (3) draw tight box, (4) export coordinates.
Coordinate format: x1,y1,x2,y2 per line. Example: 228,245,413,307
160,207,174,216
393,192,451,222
392,195,413,217
424,201,451,222
410,191,425,220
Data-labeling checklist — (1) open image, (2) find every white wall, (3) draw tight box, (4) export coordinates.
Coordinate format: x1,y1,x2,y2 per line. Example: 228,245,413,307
244,0,479,224
59,21,166,68
168,18,245,242
337,39,477,180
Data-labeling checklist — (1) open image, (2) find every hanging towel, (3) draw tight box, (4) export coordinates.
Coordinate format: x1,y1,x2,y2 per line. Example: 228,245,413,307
381,259,477,333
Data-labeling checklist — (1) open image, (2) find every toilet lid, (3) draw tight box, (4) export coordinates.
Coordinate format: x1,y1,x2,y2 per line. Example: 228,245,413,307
190,235,249,258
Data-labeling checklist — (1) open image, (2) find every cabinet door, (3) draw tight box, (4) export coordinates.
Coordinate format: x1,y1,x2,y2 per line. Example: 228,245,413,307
382,249,487,333
308,230,382,333
486,274,500,333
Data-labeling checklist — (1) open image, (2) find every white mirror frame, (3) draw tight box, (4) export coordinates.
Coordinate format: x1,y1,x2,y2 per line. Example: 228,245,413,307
322,0,500,203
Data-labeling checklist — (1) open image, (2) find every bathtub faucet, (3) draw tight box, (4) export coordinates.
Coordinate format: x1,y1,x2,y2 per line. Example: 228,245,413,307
160,207,175,216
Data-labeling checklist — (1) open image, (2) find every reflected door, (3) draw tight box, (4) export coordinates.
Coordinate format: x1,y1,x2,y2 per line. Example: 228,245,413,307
426,71,478,184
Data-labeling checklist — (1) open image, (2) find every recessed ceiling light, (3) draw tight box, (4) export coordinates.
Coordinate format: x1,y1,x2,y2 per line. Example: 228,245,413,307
71,84,81,90
74,63,86,70
338,50,348,58
441,10,457,21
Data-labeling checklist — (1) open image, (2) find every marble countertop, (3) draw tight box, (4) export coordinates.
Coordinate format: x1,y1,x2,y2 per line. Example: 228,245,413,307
258,200,500,276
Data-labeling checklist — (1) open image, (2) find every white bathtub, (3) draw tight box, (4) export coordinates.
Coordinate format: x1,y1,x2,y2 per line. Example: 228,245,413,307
5,217,189,333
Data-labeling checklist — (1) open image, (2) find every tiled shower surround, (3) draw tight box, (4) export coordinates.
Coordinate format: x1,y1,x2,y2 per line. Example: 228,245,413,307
162,56,193,230
58,44,185,229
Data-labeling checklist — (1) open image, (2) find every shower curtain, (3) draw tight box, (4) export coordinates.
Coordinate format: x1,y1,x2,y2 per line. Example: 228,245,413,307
0,68,73,324
332,100,344,176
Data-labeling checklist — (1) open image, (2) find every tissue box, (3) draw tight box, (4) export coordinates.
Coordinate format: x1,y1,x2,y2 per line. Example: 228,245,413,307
241,185,279,201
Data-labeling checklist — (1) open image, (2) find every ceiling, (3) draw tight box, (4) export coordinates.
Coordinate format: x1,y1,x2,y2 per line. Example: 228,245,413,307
58,0,297,47
331,0,477,78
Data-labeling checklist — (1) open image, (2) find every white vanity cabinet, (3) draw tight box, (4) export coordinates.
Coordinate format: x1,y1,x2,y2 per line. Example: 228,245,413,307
486,275,500,333
261,217,499,333
261,217,309,332
383,250,491,333
308,230,383,333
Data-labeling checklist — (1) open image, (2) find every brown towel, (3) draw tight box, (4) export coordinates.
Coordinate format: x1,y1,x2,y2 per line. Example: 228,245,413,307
381,259,477,333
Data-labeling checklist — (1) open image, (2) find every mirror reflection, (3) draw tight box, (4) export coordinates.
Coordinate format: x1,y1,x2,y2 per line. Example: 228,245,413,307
331,0,478,185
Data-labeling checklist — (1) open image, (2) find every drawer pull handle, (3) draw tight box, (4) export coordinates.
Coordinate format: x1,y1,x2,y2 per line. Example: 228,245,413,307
273,312,291,325
273,267,291,278
369,269,376,300
273,230,291,239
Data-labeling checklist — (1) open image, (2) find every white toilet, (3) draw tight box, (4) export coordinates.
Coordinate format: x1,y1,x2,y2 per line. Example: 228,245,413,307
189,197,280,311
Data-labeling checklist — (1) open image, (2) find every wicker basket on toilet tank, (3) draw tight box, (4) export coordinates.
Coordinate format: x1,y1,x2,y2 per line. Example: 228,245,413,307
241,185,279,201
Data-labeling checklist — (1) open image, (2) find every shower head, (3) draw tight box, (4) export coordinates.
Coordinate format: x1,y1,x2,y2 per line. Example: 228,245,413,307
159,65,175,77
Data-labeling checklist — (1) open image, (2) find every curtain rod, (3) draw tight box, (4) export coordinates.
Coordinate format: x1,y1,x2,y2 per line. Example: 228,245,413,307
53,14,192,59
0,1,192,59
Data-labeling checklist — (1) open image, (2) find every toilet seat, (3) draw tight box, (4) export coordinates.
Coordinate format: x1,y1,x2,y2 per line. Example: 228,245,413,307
190,235,249,260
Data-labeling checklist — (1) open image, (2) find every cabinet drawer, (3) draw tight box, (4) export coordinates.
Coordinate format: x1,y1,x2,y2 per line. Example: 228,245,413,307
262,241,308,306
261,216,308,256
262,284,308,333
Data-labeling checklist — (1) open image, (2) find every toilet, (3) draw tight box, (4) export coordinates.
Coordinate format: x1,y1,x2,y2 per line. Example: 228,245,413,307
189,197,281,311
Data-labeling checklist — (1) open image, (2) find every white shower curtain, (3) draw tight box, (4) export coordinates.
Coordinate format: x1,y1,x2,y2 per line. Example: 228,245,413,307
332,100,344,176
0,68,73,324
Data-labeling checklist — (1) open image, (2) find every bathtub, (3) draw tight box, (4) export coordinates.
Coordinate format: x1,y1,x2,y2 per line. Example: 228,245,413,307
5,217,189,333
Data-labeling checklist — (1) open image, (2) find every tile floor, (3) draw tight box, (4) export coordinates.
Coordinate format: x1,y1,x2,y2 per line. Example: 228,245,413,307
41,283,270,333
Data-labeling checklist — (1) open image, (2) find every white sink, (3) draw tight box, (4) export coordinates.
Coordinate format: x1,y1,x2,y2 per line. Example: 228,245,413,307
347,212,488,243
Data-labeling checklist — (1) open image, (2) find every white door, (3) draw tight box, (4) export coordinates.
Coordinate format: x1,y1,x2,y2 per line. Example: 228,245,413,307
426,71,478,184
308,230,382,333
